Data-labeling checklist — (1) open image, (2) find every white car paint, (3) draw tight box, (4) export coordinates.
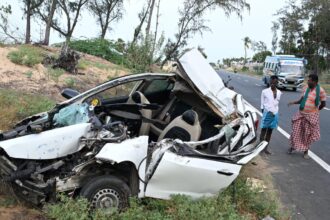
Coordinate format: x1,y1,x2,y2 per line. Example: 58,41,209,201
95,136,149,197
145,151,241,199
0,123,92,159
179,49,237,117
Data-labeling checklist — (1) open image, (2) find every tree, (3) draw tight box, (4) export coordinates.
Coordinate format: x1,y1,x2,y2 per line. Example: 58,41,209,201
38,0,58,45
42,0,88,43
243,36,251,64
198,45,207,58
152,0,161,57
271,21,279,55
145,0,156,36
162,0,250,67
275,0,330,73
23,0,45,44
252,40,267,52
276,0,304,54
0,4,23,43
89,0,124,39
132,0,153,45
252,50,272,63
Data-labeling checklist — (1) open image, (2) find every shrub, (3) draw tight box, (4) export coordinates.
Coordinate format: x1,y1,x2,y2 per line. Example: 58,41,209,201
47,68,65,83
65,77,75,88
69,39,127,66
242,66,249,72
7,45,44,67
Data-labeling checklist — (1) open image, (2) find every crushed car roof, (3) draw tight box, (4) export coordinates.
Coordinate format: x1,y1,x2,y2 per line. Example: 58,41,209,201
178,49,237,117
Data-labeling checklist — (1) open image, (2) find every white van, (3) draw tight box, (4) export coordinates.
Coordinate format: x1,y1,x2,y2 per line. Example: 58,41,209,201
262,55,306,91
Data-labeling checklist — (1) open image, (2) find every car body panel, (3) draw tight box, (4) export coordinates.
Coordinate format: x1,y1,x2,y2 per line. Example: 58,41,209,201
95,136,148,171
0,123,91,159
145,151,241,199
179,49,237,117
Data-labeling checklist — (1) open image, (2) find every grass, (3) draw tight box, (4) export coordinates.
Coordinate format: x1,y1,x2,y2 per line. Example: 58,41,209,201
65,77,76,88
45,177,286,220
0,89,55,130
7,45,44,67
77,59,112,71
47,68,65,83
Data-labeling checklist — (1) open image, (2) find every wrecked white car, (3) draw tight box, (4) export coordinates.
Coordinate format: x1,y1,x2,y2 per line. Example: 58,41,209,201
0,49,266,211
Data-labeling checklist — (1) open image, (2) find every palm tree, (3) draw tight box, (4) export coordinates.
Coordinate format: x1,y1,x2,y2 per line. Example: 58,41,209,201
243,37,252,65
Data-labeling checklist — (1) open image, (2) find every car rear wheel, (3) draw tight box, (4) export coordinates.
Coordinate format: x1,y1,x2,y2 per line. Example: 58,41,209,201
80,175,131,212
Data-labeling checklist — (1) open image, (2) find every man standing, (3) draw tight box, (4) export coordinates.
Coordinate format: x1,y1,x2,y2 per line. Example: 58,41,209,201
288,74,327,159
260,75,282,155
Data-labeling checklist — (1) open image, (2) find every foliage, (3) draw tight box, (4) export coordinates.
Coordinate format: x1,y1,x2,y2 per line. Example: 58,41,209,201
251,41,267,52
0,89,55,130
241,66,249,72
69,37,162,72
275,0,330,73
45,0,89,42
243,36,252,64
7,45,44,67
162,0,250,66
252,51,272,63
89,0,124,39
45,178,285,220
68,39,127,66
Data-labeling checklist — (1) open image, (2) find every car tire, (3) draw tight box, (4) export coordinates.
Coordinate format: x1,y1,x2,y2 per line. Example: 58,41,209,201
80,175,131,212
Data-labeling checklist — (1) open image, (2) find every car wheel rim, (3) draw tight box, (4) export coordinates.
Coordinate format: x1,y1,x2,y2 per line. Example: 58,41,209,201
92,188,121,211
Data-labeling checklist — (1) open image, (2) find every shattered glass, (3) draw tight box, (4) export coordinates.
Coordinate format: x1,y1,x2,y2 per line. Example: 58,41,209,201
53,103,90,126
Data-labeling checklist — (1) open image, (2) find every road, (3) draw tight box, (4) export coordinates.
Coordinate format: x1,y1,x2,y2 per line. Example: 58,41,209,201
218,70,330,220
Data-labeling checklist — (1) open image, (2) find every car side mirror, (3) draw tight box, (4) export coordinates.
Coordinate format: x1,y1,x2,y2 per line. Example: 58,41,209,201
61,88,80,99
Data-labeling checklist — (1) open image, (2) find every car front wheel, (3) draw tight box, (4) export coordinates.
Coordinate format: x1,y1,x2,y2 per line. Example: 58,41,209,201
80,175,131,212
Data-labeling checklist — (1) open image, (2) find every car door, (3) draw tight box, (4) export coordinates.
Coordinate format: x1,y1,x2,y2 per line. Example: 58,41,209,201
144,141,267,200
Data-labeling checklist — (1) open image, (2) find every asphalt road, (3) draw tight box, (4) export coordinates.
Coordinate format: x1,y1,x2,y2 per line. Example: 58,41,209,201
218,70,330,220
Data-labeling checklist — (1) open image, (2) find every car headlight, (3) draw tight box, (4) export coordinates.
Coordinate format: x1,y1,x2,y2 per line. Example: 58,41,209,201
279,78,285,83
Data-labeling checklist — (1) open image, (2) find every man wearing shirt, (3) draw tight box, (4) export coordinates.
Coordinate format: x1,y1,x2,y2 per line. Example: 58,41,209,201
288,74,326,159
260,75,282,155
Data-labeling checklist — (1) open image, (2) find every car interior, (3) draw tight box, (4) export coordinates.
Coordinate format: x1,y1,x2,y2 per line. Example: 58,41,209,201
87,75,238,154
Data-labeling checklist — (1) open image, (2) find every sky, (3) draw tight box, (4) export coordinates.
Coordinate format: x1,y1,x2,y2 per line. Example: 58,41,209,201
2,0,289,62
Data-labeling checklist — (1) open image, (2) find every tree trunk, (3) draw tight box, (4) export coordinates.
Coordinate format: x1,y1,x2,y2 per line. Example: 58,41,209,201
244,46,247,65
101,27,107,39
152,0,161,57
145,0,156,36
44,0,57,45
25,2,31,44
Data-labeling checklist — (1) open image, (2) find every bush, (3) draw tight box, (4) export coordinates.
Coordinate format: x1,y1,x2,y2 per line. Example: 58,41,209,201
69,39,127,67
7,45,44,67
242,66,249,72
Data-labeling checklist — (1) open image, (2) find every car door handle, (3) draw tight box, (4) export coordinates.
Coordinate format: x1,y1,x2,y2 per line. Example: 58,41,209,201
217,170,234,176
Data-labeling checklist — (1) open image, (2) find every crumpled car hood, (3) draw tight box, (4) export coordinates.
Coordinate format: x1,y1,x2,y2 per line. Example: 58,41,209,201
178,49,237,118
0,123,92,160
